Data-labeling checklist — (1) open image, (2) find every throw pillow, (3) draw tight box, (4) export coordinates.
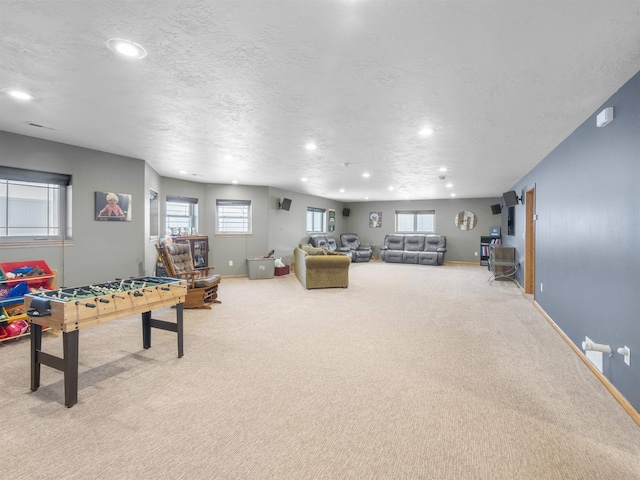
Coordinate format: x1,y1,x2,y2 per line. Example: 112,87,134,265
300,244,326,255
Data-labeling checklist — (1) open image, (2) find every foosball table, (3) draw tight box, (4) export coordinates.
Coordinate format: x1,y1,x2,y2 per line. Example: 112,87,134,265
25,276,187,407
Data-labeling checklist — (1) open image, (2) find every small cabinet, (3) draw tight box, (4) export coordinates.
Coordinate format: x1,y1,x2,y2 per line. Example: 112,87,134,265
0,260,56,343
171,235,209,268
480,236,501,266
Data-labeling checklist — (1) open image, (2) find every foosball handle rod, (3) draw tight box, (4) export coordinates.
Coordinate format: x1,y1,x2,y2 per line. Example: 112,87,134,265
99,298,110,303
75,301,96,308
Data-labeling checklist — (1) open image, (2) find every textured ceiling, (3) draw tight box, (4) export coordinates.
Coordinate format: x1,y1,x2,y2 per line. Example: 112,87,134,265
1,1,639,202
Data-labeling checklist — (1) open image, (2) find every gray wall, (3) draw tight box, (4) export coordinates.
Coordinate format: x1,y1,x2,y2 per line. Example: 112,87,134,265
158,180,349,276
203,184,270,276
502,70,640,411
145,163,162,277
268,187,348,267
344,198,501,262
0,131,146,286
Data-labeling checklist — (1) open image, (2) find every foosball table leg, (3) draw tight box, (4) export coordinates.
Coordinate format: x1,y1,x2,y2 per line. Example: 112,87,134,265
63,330,79,408
142,311,152,350
176,303,183,358
30,325,79,408
30,324,42,392
141,304,183,358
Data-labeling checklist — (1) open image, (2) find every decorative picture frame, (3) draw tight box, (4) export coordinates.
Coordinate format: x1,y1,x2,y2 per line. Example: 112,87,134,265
454,210,477,231
328,209,336,232
95,191,131,221
369,211,382,228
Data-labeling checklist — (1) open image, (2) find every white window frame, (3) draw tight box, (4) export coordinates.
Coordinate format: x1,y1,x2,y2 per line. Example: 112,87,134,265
306,207,326,233
149,189,159,239
166,195,198,235
395,210,436,233
0,166,71,245
216,199,252,236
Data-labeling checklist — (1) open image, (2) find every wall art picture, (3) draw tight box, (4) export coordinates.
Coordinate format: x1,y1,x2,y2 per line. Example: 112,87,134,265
95,191,131,221
328,209,336,232
369,211,382,228
454,210,477,231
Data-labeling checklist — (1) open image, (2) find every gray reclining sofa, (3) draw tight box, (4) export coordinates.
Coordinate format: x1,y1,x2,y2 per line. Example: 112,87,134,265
381,234,447,265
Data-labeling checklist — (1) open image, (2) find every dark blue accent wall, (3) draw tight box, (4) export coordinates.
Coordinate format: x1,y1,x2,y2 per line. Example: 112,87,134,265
503,70,640,411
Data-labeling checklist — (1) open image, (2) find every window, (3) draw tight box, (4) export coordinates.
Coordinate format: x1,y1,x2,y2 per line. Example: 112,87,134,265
307,207,326,233
149,189,159,238
396,210,435,233
0,166,71,243
166,196,198,235
216,199,251,235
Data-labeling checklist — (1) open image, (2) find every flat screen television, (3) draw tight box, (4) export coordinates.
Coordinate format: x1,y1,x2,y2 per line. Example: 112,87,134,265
280,198,292,211
502,190,519,207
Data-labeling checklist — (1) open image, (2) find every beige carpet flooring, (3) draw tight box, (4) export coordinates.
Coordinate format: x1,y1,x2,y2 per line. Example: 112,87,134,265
1,262,639,480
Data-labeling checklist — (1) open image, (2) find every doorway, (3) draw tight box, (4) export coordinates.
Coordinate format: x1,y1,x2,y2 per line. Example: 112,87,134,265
524,187,536,294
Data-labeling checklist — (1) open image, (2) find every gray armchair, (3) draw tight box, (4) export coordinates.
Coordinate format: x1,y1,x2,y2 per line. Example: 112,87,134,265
308,234,354,261
340,233,372,262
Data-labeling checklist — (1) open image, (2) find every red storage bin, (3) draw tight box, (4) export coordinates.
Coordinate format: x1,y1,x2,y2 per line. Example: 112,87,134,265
275,265,290,276
0,260,53,288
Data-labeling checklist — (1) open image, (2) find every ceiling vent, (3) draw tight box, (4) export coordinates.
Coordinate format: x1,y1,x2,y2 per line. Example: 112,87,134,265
25,121,56,130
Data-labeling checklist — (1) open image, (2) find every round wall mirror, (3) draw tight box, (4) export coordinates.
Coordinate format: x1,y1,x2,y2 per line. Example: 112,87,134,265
455,211,477,231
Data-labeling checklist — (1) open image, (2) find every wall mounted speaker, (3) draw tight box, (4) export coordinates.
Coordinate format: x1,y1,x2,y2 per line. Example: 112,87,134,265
342,208,350,217
502,190,520,207
279,198,292,211
491,204,502,215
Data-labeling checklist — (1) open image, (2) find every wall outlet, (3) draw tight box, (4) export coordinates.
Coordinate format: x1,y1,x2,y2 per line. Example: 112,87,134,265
474,251,478,256
228,260,233,267
540,283,543,292
624,347,631,366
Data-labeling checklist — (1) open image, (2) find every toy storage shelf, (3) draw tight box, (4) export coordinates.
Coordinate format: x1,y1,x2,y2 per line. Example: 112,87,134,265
0,260,56,343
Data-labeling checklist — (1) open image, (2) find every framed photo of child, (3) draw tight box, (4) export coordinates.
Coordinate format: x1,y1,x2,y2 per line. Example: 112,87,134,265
95,191,131,221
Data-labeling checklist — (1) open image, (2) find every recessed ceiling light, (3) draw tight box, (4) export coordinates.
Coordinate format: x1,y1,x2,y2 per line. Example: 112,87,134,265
438,167,448,172
231,180,238,184
339,188,345,193
450,193,456,197
178,170,187,174
362,172,370,178
419,127,434,137
106,38,147,59
2,88,35,101
305,142,317,151
388,186,394,191
301,177,308,182
224,154,233,161
446,183,453,188
364,197,369,200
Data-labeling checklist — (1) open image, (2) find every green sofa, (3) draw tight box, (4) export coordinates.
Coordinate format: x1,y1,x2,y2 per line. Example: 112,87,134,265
293,245,351,289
